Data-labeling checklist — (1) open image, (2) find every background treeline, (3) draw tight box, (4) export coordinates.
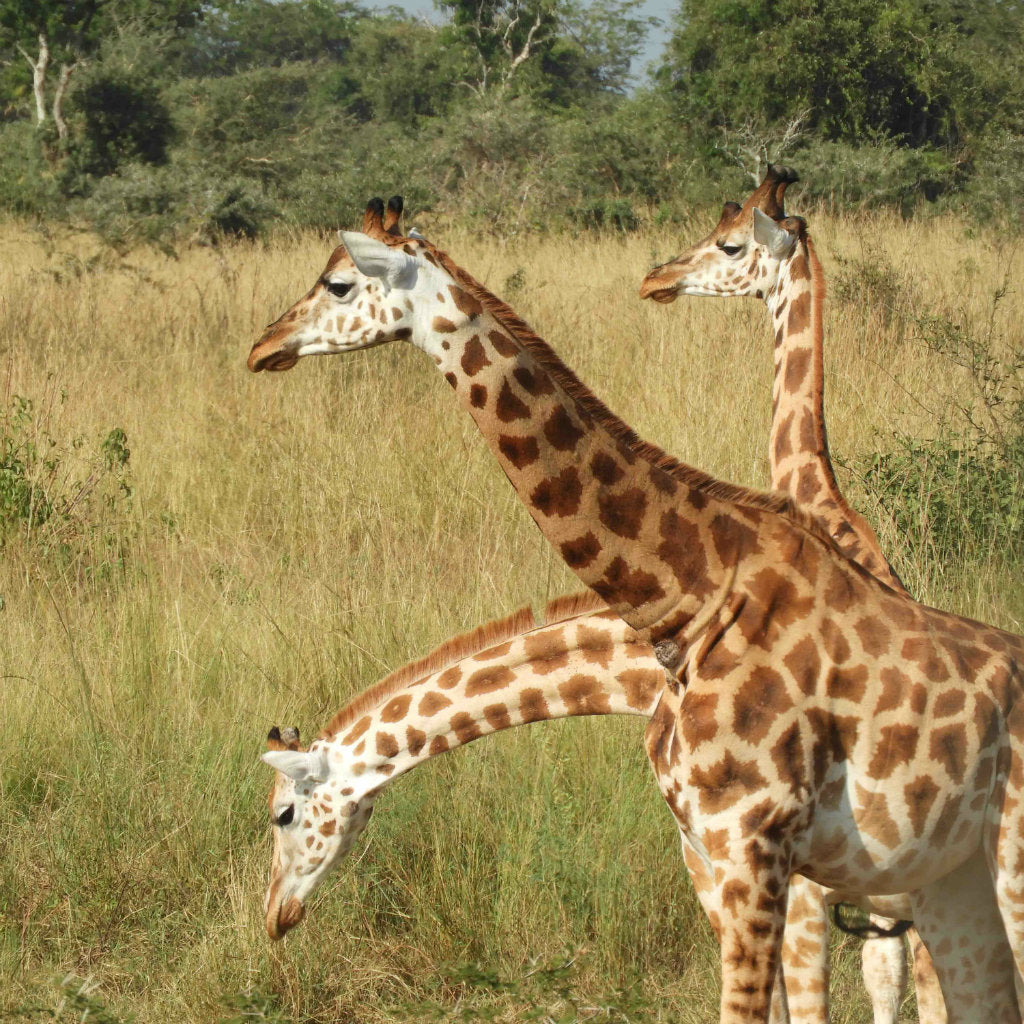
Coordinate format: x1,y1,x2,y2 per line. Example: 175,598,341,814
1,0,1023,247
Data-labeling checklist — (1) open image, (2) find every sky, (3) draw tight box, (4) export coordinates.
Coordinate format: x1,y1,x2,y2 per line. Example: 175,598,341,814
370,0,677,87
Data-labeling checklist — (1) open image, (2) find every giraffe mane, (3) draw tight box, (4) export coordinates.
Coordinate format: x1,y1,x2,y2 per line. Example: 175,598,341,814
404,236,839,550
542,590,611,625
319,605,538,739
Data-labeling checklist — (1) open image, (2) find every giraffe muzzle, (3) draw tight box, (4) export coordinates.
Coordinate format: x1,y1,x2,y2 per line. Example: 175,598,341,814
638,274,680,304
247,337,300,373
266,896,305,940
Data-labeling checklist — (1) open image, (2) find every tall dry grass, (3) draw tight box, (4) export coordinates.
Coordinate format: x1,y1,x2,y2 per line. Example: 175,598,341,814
0,208,1021,1023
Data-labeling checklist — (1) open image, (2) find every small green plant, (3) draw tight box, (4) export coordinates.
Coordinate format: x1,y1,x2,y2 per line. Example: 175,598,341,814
0,391,133,579
11,975,133,1023
220,990,291,1024
832,252,919,335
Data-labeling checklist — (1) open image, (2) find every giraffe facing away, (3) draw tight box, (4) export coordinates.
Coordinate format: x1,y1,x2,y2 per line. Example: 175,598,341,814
248,203,1024,1022
641,167,946,1024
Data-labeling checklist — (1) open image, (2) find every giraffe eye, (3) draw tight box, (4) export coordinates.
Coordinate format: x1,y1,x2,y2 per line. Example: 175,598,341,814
325,281,352,299
274,805,295,827
718,243,743,257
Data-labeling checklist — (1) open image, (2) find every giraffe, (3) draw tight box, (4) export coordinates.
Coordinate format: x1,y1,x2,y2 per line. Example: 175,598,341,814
261,592,662,939
639,166,946,1024
247,202,1024,1022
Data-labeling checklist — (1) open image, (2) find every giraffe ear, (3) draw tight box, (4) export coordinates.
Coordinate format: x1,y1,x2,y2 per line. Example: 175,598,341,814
338,231,418,290
752,207,797,259
261,749,329,783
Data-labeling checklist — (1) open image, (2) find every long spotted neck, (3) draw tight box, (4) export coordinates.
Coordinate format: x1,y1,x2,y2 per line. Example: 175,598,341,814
413,274,757,643
765,239,906,594
322,605,662,784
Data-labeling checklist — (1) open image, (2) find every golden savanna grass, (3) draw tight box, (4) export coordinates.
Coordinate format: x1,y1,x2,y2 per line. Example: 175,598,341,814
0,208,1022,1022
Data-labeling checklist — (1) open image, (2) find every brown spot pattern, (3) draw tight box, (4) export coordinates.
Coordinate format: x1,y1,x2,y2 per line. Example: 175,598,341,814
559,674,613,714
598,487,648,539
591,452,624,485
448,284,483,318
343,716,371,745
543,406,584,451
488,330,518,357
376,732,399,758
530,468,583,517
561,531,601,569
691,752,768,813
407,726,427,756
461,337,490,376
513,366,555,396
419,691,453,716
519,688,549,723
381,695,412,723
498,434,540,469
594,556,666,609
470,384,488,408
465,664,516,697
495,381,531,422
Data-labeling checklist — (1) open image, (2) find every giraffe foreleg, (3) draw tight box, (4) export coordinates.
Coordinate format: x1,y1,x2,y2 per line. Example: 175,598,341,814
709,844,791,1024
908,850,1018,1023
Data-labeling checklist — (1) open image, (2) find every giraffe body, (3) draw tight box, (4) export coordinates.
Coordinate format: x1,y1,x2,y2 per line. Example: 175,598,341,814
642,166,949,1022
251,207,1024,1022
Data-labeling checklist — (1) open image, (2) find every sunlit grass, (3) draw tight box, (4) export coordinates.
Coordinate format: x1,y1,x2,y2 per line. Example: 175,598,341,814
0,209,1021,1022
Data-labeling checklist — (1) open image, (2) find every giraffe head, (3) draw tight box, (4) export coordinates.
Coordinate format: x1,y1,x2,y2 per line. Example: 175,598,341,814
247,196,444,373
639,165,804,303
261,726,376,940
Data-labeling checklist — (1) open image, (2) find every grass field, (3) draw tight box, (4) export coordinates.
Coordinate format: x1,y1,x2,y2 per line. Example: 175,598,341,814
1,207,1022,1023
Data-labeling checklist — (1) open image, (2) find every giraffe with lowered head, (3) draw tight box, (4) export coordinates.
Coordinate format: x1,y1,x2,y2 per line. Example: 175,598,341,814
640,166,946,1024
249,201,1023,1022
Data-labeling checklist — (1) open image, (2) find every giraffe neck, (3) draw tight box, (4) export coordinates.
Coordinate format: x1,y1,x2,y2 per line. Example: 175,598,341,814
409,273,764,640
765,239,905,593
321,602,663,786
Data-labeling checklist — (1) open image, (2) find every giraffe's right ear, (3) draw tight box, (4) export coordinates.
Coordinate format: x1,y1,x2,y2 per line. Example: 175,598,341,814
339,231,418,290
752,208,797,259
261,749,329,783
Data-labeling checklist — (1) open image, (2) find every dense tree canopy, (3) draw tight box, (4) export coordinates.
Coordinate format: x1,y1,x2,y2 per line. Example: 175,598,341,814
0,0,1022,243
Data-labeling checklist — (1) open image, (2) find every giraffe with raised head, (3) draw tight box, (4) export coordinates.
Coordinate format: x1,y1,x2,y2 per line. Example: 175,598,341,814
248,202,1024,1022
640,166,945,1024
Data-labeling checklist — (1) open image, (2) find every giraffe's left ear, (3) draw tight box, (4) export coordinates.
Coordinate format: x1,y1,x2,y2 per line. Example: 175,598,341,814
752,208,797,259
339,231,418,290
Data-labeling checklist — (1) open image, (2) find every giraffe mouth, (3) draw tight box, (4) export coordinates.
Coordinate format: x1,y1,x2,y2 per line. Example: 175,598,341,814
266,896,305,940
248,337,300,373
638,276,680,304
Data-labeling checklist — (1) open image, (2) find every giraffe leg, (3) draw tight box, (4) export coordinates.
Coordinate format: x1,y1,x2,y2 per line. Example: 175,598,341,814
777,875,829,1023
908,850,1018,1023
861,920,907,1024
908,928,948,1024
709,849,790,1024
680,833,810,1023
990,729,1024,988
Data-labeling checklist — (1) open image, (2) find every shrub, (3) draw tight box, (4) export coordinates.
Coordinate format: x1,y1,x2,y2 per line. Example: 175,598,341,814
862,290,1024,570
0,391,133,580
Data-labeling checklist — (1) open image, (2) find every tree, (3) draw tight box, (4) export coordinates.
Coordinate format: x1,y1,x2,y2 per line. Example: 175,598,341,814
0,0,201,137
657,0,1000,148
436,0,651,103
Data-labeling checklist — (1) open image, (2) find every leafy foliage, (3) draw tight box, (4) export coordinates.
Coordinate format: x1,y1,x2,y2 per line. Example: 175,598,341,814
863,286,1024,571
0,390,133,578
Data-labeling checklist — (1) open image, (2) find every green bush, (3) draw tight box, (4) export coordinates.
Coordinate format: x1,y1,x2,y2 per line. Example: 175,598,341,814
862,292,1024,570
790,136,957,213
0,391,133,579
